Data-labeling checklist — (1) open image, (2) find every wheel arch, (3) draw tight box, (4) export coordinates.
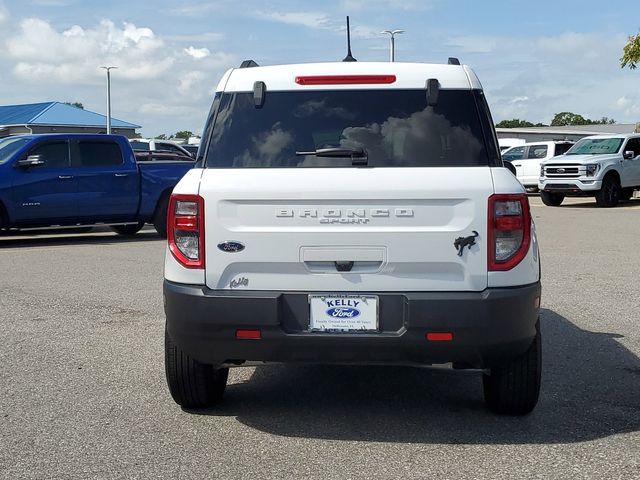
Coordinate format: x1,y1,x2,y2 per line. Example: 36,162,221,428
602,168,621,184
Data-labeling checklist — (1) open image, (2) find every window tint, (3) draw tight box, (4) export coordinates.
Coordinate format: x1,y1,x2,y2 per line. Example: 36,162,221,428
555,143,573,155
130,141,150,151
156,142,184,154
0,137,31,165
624,138,640,157
205,89,491,168
502,146,525,161
566,138,623,155
29,142,70,168
77,141,123,167
527,145,548,159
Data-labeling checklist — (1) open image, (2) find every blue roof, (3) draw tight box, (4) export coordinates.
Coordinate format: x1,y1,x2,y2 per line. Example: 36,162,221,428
0,102,140,129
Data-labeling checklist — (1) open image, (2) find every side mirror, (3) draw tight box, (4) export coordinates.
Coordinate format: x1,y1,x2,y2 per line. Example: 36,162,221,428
504,161,516,175
623,150,635,160
16,155,44,168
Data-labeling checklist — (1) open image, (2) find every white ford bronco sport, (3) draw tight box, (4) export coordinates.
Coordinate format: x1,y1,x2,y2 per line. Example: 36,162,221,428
539,134,640,207
163,59,542,415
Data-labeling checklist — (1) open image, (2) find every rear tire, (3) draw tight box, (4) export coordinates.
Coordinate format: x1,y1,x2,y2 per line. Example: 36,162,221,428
165,327,228,409
540,191,564,206
483,321,541,415
595,175,621,207
110,223,144,236
153,195,169,238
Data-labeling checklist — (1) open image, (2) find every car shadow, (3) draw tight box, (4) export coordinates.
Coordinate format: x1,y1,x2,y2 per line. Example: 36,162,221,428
556,198,640,209
0,227,162,248
186,309,640,444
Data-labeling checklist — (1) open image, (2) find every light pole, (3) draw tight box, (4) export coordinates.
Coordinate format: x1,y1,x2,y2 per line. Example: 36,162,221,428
99,66,117,134
380,30,404,62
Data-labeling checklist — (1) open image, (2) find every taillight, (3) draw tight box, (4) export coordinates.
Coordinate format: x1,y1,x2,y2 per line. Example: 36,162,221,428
488,194,531,271
167,194,205,269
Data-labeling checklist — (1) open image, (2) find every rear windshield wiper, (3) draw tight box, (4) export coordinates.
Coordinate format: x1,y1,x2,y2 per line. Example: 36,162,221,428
295,147,368,165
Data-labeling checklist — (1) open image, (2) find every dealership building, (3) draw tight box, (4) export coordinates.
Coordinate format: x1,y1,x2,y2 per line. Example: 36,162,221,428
0,102,140,138
496,123,640,143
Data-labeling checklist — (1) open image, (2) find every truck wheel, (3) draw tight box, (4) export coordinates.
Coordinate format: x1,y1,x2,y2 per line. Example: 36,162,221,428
483,320,541,415
595,175,621,207
153,195,169,238
110,222,144,236
620,188,634,201
165,327,228,409
540,191,564,206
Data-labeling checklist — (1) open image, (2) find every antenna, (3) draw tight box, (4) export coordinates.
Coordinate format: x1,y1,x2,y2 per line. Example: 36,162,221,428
343,16,357,62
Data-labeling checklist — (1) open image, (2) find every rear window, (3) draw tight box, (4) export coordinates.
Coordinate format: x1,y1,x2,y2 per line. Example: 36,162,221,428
130,141,150,151
554,143,573,155
204,89,492,168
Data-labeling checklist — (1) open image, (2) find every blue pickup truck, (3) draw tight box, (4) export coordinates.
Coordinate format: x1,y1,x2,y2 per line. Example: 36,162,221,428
0,134,193,237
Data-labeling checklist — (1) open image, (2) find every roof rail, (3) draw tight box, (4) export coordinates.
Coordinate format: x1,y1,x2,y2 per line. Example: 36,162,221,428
239,60,259,68
447,57,461,65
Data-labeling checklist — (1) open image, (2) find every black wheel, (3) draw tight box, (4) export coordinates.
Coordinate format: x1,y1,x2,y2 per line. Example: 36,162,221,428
483,321,541,415
540,191,565,206
165,327,228,408
153,194,169,238
110,222,144,236
595,175,621,207
620,188,634,202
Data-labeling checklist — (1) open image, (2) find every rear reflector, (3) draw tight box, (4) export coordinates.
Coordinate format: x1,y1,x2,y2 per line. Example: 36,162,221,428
295,75,396,85
426,332,453,342
236,329,261,340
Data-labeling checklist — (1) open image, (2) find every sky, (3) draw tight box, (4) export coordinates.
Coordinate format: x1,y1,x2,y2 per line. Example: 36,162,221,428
0,0,639,137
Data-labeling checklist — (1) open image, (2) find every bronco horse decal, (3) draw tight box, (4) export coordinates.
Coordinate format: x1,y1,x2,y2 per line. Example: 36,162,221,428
454,231,479,257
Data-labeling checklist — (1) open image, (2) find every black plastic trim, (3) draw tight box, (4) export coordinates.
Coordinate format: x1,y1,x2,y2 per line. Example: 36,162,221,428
164,281,541,368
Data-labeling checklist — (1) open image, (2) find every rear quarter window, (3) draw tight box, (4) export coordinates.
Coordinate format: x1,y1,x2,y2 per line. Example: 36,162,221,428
77,141,123,167
204,89,493,168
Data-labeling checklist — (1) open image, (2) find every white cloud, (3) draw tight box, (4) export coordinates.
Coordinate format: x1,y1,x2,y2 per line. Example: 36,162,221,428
6,18,171,83
166,32,224,43
342,0,433,10
184,46,210,59
0,1,8,23
263,11,331,29
446,36,498,54
178,71,205,95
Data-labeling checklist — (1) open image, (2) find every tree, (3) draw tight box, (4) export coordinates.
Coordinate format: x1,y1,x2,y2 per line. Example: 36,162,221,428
173,130,193,139
64,102,84,109
155,134,168,140
621,32,640,69
496,119,534,128
551,112,616,126
495,119,548,128
551,112,589,126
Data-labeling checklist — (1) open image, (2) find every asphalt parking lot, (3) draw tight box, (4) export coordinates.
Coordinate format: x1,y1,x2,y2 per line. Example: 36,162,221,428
1,196,639,479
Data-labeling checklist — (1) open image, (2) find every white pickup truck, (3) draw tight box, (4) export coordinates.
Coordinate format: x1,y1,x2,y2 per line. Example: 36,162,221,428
162,59,542,415
539,134,640,206
502,140,574,192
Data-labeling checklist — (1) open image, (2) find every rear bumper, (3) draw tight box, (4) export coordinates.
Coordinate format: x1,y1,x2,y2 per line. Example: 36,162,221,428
164,281,541,368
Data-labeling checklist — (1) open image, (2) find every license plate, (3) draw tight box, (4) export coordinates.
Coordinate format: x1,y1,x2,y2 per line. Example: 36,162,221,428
309,295,378,332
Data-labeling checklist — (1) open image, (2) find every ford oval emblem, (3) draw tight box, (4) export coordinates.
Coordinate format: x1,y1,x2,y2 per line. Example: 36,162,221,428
217,241,245,253
326,307,361,318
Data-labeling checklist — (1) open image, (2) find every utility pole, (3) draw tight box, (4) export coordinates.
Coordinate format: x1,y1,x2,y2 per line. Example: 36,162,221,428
99,66,118,134
380,30,404,62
